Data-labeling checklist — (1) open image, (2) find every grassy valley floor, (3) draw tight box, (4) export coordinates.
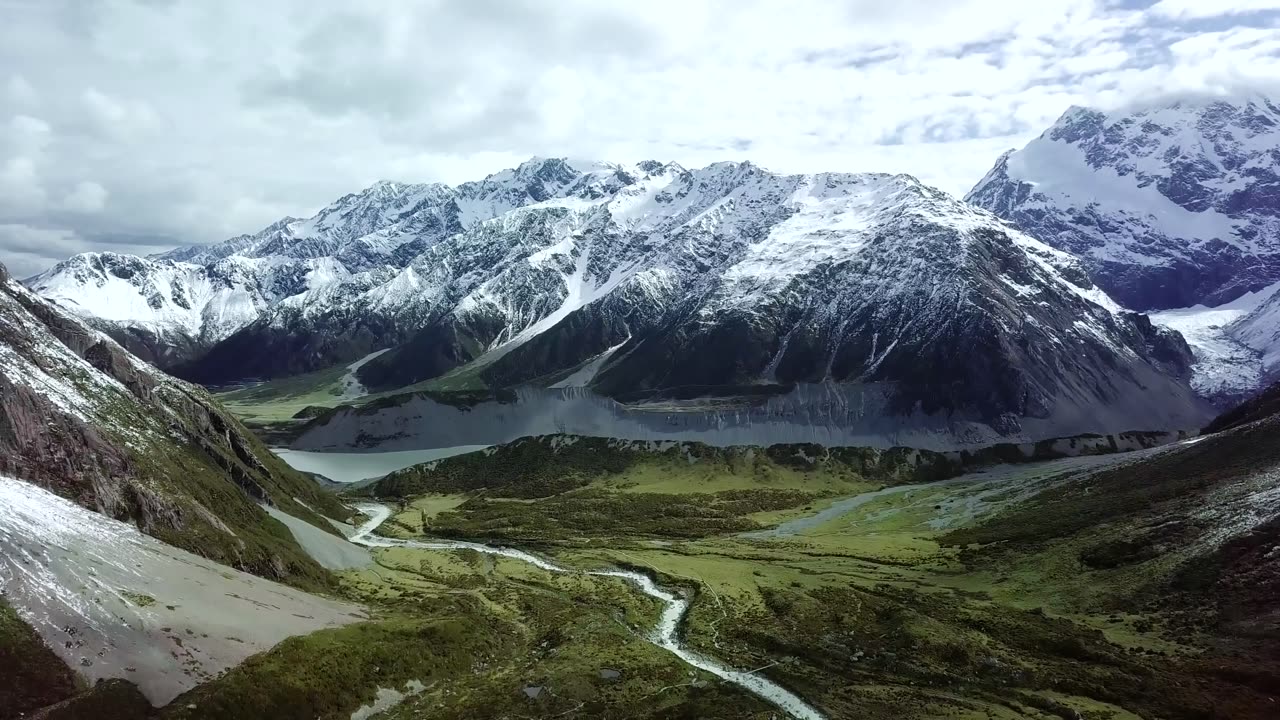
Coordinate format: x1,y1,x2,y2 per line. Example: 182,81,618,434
335,435,1278,719
14,429,1277,720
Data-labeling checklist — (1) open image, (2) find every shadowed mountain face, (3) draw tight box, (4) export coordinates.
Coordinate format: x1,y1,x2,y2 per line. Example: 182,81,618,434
0,260,345,586
967,96,1280,312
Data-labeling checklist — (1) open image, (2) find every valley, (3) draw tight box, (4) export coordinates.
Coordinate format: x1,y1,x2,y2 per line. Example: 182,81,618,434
3,88,1280,720
143,422,1274,720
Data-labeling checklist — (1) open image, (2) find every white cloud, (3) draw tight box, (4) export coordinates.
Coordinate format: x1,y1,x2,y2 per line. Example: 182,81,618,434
0,224,84,279
7,74,37,107
0,0,1277,276
61,181,108,213
0,158,46,214
1150,0,1280,19
8,115,51,151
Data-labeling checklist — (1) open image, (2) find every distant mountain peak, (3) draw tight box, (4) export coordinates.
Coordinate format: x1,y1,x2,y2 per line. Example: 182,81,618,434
968,93,1280,311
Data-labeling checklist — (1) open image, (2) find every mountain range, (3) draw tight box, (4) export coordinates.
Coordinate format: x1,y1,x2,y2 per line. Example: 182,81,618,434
27,95,1280,444
5,94,1280,720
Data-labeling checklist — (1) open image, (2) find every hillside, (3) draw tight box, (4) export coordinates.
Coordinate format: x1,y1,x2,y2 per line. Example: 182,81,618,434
0,260,346,585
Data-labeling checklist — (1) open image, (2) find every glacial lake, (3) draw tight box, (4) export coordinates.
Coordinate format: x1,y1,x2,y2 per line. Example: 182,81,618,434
271,445,489,484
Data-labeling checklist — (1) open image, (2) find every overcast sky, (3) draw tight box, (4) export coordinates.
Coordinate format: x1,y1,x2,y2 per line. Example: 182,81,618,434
2,0,1279,278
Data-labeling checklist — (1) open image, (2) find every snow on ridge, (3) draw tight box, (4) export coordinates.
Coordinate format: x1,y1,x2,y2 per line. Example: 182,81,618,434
30,154,1133,379
1004,134,1241,250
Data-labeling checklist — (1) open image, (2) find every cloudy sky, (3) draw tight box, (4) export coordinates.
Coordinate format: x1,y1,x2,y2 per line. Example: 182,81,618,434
2,0,1279,277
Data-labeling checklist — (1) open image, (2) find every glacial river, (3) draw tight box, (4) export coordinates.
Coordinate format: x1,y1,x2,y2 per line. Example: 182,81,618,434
346,503,825,720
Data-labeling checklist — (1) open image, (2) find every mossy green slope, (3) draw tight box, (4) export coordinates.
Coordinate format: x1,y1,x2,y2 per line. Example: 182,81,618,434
347,427,1280,719
161,546,774,720
1,267,347,589
368,436,959,500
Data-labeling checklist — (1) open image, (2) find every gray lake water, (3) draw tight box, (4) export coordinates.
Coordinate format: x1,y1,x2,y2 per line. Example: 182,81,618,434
271,445,489,483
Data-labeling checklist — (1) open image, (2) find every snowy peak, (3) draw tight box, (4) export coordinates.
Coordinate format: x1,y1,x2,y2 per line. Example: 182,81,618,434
314,161,1206,444
1041,96,1280,197
967,94,1280,311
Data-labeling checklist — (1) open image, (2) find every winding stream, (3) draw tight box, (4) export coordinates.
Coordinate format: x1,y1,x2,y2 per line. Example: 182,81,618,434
347,503,825,720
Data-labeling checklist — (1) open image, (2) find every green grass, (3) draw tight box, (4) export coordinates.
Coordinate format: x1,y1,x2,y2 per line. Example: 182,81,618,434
214,364,351,423
365,437,955,543
349,428,1280,719
366,436,959,501
422,487,820,542
161,615,507,720
385,494,469,538
164,542,773,720
39,423,1270,719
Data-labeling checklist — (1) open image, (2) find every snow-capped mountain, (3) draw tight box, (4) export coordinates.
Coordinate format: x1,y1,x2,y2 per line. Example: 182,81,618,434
193,160,1206,438
967,96,1280,311
29,159,652,368
27,251,335,366
32,158,1211,439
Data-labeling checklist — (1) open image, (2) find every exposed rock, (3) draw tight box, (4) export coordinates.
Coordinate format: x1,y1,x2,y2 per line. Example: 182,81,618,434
968,96,1280,311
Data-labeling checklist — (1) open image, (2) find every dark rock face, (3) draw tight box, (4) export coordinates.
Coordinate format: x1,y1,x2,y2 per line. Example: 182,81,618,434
575,225,1202,432
174,307,405,384
967,98,1280,311
97,322,208,369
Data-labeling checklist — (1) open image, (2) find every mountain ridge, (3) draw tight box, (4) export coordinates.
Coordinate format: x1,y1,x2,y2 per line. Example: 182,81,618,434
30,156,1213,443
967,95,1280,311
0,259,345,586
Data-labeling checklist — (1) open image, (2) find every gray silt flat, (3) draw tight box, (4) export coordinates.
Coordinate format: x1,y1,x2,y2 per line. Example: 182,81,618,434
0,476,367,705
262,504,371,570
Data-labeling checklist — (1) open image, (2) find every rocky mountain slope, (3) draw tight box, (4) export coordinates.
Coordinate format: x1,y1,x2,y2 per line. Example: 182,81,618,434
967,95,1280,312
27,160,639,368
33,159,1212,442
0,260,347,585
337,164,1209,443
